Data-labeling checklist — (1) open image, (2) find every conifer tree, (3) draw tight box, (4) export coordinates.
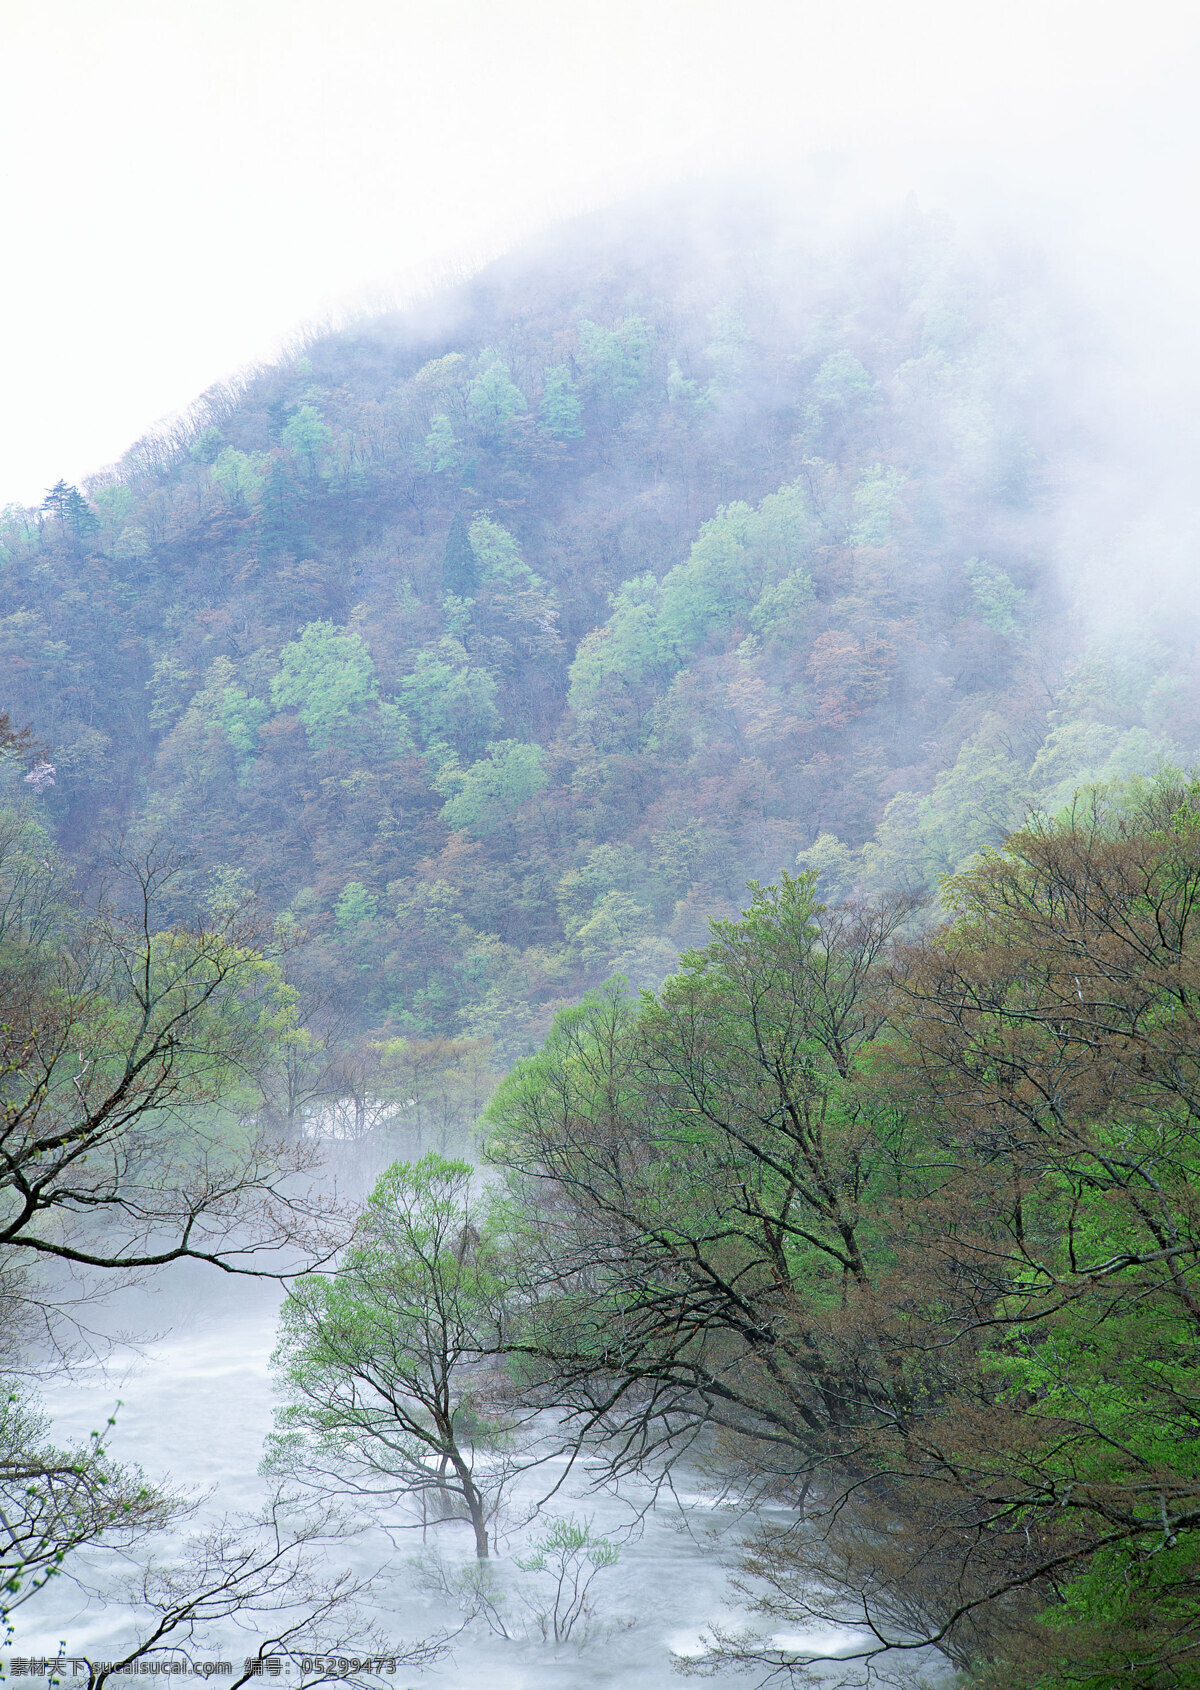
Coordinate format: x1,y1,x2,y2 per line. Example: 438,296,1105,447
258,454,306,558
41,479,97,542
441,511,478,597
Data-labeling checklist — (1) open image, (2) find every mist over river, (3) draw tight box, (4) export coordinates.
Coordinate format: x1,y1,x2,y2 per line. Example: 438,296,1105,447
15,1261,901,1689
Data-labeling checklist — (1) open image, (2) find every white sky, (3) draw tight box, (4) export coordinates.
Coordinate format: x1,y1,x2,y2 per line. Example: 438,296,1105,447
2,0,1198,509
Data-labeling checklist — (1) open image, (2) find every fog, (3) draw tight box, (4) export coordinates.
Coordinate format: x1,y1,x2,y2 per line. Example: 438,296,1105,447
3,0,1198,528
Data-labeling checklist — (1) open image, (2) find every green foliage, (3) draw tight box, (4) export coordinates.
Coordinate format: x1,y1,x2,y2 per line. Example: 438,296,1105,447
514,1515,620,1644
109,524,151,567
91,483,134,523
856,722,1028,891
964,556,1024,634
747,566,815,642
575,315,652,407
849,464,907,545
268,1153,510,1557
419,413,463,475
440,739,547,838
146,657,268,810
189,425,225,464
41,479,97,540
538,365,583,438
7,202,1199,1080
491,793,1200,1682
399,644,500,760
270,619,378,748
810,348,876,411
281,402,333,473
210,445,263,504
441,511,479,597
567,479,815,748
468,350,526,437
146,654,193,731
334,880,378,927
219,681,269,758
466,515,541,589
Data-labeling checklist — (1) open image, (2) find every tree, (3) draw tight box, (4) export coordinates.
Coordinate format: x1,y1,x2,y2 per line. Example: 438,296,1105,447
514,1516,620,1644
537,366,583,439
258,454,306,557
418,414,462,476
257,977,355,1133
282,404,333,479
399,644,499,760
468,351,526,439
440,512,478,598
270,620,377,749
488,876,913,1484
40,479,97,543
210,446,263,507
490,785,1200,1686
439,740,547,840
0,830,347,1612
0,1390,177,1626
371,1035,500,1154
0,711,47,771
268,1155,514,1559
0,840,338,1306
575,317,652,411
67,1487,448,1690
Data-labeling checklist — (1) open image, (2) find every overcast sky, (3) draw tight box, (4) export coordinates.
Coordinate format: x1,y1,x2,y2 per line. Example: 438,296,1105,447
2,0,1197,509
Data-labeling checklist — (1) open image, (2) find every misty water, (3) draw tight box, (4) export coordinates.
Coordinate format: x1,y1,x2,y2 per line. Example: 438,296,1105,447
15,1139,944,1689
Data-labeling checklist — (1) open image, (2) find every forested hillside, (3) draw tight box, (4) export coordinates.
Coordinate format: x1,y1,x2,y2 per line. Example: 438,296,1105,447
6,194,1200,1689
3,200,1197,1062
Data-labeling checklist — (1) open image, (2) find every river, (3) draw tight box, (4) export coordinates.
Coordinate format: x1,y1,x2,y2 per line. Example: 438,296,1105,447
11,1165,933,1688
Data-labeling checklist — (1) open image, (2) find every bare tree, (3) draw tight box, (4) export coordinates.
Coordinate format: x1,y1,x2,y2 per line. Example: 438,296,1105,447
64,1488,450,1690
0,839,351,1602
0,845,347,1309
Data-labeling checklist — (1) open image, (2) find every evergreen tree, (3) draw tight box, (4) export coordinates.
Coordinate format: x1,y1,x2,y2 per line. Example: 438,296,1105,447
258,454,306,558
441,511,478,597
41,479,97,542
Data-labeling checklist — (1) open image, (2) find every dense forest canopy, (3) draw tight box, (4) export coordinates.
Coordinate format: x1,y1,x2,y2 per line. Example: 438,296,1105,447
5,194,1196,1064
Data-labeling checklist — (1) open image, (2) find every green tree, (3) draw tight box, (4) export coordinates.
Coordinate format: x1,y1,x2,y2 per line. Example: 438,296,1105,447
440,512,479,597
419,413,463,475
210,446,263,506
399,645,500,760
267,1155,512,1558
258,454,306,556
468,351,526,439
466,515,539,589
270,620,377,749
515,1516,620,1644
963,556,1025,635
281,403,333,477
40,480,97,542
576,316,652,408
189,425,224,464
849,464,907,545
439,739,547,839
334,880,378,928
537,366,583,439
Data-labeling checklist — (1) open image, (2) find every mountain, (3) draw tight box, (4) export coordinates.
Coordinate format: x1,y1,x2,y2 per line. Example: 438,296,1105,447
4,191,1197,1057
